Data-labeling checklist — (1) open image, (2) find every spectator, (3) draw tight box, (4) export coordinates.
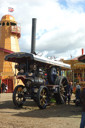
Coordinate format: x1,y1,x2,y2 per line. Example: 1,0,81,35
80,88,85,128
1,82,6,93
76,83,81,90
64,82,72,104
76,83,81,101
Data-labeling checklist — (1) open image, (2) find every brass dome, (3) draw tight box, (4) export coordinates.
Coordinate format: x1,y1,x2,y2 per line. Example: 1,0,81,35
1,15,16,23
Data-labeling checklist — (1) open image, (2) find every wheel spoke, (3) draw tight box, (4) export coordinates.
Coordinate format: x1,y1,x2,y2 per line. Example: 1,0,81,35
40,99,43,105
42,89,45,95
39,88,48,107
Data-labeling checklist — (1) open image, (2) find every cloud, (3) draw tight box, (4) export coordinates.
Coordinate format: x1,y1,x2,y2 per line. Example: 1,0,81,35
0,0,85,60
36,8,85,53
67,0,85,4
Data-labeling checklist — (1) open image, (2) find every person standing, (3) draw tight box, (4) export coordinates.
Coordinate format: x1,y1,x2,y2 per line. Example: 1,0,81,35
64,82,73,104
80,88,85,128
75,83,81,105
1,82,6,93
76,83,81,90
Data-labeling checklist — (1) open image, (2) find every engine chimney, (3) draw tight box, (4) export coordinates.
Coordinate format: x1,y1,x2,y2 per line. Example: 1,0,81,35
82,48,84,55
31,18,37,54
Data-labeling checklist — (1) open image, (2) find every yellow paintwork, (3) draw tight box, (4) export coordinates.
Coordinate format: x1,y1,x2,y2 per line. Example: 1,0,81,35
0,14,23,88
1,15,16,23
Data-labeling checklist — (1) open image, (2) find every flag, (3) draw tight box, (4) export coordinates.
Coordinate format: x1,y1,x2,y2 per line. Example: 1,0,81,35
8,7,14,12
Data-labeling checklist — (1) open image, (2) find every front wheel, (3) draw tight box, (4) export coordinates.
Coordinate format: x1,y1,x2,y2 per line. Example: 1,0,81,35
37,86,49,109
13,85,25,107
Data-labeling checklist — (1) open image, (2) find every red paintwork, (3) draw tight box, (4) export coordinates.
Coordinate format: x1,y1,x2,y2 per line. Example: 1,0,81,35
0,48,14,54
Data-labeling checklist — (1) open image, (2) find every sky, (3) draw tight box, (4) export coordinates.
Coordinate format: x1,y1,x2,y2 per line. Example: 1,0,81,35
0,0,85,60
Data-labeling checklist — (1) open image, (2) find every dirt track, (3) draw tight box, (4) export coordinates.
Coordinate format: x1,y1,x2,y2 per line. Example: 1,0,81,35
0,93,82,128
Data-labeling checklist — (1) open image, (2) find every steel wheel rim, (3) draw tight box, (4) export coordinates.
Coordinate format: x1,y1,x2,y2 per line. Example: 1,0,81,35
40,89,47,106
15,87,24,103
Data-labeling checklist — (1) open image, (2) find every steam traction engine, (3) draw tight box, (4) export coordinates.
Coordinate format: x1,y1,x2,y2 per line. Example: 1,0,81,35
5,53,70,109
5,18,71,109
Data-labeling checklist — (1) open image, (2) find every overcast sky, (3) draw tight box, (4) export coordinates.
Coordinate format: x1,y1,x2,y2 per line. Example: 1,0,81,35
0,0,85,60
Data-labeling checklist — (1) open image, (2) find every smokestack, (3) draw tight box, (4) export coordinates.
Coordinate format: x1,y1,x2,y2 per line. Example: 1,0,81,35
82,48,84,55
31,18,37,54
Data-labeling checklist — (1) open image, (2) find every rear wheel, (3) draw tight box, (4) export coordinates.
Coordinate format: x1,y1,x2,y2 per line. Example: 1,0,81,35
54,86,64,104
13,85,25,107
37,86,49,109
54,76,68,104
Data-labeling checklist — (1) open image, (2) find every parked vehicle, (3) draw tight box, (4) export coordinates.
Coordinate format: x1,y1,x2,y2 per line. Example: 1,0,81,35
5,52,70,109
4,18,71,109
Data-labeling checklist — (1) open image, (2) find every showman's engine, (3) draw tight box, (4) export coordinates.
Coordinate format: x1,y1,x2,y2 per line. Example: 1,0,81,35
5,18,71,109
